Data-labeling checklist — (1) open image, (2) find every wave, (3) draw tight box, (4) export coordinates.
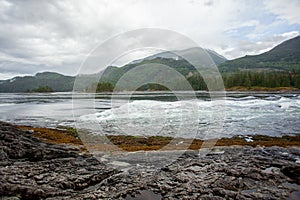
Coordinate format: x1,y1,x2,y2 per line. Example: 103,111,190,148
78,96,300,138
1,92,299,138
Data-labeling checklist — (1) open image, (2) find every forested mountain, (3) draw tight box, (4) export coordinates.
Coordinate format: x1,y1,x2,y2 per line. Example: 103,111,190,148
219,36,300,72
98,48,227,86
98,36,300,90
0,36,300,92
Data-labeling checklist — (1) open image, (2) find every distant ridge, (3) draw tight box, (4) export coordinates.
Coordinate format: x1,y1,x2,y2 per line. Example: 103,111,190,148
130,47,227,66
0,72,75,92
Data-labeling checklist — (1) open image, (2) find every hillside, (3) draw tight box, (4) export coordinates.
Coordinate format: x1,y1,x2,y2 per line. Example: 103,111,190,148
99,48,227,86
0,72,75,92
219,35,300,72
1,36,300,92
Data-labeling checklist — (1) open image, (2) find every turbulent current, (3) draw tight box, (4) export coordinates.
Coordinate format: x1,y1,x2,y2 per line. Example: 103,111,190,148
0,91,299,139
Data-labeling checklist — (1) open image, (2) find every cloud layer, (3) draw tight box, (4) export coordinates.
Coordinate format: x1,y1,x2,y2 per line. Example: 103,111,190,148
0,0,299,79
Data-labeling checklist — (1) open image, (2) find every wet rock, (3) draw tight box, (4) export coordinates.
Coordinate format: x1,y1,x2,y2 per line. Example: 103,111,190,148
1,121,300,199
281,165,300,184
125,190,162,200
0,122,119,199
262,166,280,174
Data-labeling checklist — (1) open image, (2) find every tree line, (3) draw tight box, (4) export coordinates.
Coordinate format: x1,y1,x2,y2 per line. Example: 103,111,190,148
26,86,54,93
85,82,114,92
87,71,300,92
222,71,300,89
187,71,300,90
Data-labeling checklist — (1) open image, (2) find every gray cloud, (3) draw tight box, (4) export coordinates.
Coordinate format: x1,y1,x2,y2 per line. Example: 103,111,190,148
224,31,299,58
0,0,299,79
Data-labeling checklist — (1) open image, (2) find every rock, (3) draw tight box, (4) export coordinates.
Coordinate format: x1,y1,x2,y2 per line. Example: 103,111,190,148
1,197,21,200
0,121,300,199
262,166,281,175
281,165,300,184
125,190,162,200
0,122,119,199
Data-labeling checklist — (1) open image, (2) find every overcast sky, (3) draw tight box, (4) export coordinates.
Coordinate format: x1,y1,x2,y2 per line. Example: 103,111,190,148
0,0,299,79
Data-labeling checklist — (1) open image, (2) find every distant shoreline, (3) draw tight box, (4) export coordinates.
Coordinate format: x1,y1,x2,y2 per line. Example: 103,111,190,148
225,86,300,92
1,87,300,94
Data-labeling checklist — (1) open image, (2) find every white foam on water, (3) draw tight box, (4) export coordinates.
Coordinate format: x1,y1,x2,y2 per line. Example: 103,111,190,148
1,92,299,138
79,95,300,138
79,99,201,138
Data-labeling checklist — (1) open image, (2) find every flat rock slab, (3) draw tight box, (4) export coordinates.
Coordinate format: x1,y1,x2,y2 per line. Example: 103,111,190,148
1,121,300,199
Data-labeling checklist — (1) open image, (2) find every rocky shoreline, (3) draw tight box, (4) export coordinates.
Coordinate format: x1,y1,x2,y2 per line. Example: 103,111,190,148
1,121,300,199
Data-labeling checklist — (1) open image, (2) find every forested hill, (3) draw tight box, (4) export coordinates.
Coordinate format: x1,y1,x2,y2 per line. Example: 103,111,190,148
131,47,227,66
219,35,300,72
0,72,75,92
86,47,228,90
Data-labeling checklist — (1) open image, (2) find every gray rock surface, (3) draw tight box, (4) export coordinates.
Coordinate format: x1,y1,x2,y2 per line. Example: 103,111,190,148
1,121,300,199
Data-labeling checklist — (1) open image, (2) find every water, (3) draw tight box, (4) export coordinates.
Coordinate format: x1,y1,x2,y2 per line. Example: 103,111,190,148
0,91,299,139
